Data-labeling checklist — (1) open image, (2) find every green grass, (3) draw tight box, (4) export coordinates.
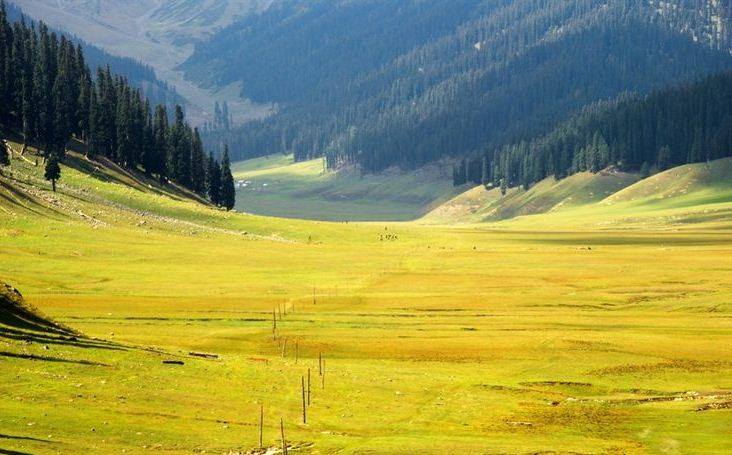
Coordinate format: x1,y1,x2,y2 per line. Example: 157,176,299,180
424,158,732,231
424,168,641,224
232,155,459,221
1,149,732,453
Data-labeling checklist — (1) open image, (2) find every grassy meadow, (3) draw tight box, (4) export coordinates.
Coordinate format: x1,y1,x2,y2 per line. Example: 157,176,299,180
1,149,731,453
232,155,459,221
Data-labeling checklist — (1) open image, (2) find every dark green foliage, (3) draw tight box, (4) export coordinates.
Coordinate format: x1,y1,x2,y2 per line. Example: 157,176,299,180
152,105,169,181
0,5,228,206
473,71,732,190
44,154,61,192
192,0,732,173
0,139,9,167
219,146,236,211
207,152,221,206
190,128,207,195
169,106,192,186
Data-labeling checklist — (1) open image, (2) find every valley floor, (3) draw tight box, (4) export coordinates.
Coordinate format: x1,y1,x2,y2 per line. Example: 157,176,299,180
1,150,731,453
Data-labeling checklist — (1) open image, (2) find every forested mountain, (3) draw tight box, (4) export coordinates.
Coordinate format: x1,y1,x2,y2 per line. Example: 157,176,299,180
453,70,732,191
188,0,732,173
6,1,181,108
0,2,236,208
10,0,274,125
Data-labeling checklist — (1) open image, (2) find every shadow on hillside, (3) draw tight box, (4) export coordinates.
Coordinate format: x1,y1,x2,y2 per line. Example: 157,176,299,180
0,179,64,219
0,285,79,337
0,326,126,352
0,351,109,366
63,150,209,205
0,434,55,444
0,449,35,455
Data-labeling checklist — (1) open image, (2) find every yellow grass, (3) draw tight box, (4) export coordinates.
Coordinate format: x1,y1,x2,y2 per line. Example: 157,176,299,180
1,149,731,454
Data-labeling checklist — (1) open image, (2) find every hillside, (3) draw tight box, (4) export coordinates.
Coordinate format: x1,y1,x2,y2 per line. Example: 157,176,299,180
0,283,78,336
10,0,273,124
189,0,732,168
232,155,460,221
424,169,642,224
5,1,180,108
425,158,732,230
3,135,732,453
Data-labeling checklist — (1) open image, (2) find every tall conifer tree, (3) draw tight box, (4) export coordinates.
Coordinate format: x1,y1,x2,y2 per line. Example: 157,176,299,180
220,145,236,210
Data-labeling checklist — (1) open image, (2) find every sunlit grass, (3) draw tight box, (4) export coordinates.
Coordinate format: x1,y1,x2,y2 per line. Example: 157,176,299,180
1,151,731,453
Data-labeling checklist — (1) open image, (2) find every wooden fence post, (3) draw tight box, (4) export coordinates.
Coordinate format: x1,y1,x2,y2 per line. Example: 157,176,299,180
280,418,287,455
302,376,307,424
259,404,264,449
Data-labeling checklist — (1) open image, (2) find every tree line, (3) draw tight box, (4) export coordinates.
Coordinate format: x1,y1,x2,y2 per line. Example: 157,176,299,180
452,70,732,190
4,1,181,109
196,0,732,175
0,2,235,209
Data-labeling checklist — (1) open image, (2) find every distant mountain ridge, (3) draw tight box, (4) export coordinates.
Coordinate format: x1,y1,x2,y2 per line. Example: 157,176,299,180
185,0,732,172
10,0,274,123
5,1,181,107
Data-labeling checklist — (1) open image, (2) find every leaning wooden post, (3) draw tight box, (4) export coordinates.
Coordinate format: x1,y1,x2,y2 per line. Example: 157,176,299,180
259,404,264,450
307,368,311,405
318,352,322,375
272,309,277,340
280,418,287,455
302,376,307,424
321,359,325,389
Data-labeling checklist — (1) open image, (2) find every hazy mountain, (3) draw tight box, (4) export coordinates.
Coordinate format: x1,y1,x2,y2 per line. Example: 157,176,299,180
5,1,181,107
10,0,274,123
184,0,732,171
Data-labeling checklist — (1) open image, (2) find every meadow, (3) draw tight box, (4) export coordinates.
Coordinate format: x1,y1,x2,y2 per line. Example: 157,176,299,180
1,150,731,454
231,155,458,221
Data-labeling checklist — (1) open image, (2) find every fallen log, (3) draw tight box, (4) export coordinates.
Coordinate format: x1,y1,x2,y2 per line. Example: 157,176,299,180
189,351,219,359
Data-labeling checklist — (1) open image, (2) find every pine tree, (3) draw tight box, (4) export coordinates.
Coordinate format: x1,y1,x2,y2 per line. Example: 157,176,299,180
0,136,9,167
20,32,37,149
115,83,132,165
44,154,61,192
190,128,207,194
639,161,651,178
34,24,54,155
153,105,169,181
141,99,155,175
51,46,74,157
169,105,191,185
657,145,672,171
0,0,9,128
219,145,236,210
207,152,221,205
75,44,91,140
88,87,101,158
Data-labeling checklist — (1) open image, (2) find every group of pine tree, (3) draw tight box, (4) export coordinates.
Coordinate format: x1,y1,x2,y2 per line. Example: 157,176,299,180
452,70,732,190
192,0,732,174
0,2,235,210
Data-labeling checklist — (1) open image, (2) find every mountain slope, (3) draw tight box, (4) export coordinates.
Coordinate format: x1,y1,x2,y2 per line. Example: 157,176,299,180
0,283,78,336
5,1,180,107
425,158,732,229
10,0,273,123
424,169,642,224
187,0,732,168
